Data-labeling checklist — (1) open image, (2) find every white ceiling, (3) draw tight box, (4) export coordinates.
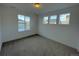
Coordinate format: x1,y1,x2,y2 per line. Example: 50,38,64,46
1,3,79,15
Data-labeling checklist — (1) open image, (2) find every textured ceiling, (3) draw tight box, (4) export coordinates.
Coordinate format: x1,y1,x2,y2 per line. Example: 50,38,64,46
1,3,79,15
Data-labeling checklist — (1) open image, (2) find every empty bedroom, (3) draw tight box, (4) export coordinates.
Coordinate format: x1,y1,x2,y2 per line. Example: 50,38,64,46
0,3,79,56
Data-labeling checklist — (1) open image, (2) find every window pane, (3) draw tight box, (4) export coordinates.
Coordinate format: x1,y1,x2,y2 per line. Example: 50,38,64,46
18,15,24,21
25,16,30,30
18,20,25,23
49,15,57,24
25,16,30,22
18,23,25,32
43,16,48,24
25,23,30,30
59,13,70,24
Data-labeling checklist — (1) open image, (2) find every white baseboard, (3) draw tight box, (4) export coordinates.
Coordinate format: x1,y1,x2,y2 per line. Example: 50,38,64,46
0,46,1,51
0,43,2,51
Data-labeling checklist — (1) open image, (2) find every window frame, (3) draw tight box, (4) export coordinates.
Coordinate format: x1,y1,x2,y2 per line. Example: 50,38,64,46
24,16,31,31
17,14,31,32
58,13,71,25
43,16,49,24
49,15,57,24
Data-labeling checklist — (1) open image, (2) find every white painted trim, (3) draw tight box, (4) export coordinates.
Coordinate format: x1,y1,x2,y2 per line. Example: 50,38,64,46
0,43,2,51
0,46,1,51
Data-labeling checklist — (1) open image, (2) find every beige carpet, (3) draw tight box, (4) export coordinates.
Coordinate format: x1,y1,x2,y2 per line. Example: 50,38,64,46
0,35,79,56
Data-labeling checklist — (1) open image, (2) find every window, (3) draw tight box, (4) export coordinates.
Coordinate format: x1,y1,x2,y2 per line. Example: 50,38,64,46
49,15,57,24
25,16,30,30
59,13,70,24
43,16,48,24
18,15,30,32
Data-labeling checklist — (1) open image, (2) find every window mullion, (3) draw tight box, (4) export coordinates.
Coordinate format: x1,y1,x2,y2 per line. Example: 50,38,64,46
48,16,50,24
57,14,59,24
24,16,26,31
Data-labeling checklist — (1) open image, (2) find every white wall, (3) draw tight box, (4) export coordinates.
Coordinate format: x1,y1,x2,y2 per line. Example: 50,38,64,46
0,22,2,51
38,5,79,50
0,16,2,51
0,6,2,51
1,6,37,42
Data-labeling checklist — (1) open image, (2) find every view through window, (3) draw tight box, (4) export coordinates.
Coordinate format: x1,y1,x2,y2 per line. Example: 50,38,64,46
49,15,57,24
43,16,48,24
59,13,70,24
18,15,30,32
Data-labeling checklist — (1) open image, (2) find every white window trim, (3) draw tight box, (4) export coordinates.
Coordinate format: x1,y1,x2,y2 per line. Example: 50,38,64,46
18,14,31,32
58,13,70,25
49,15,57,24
